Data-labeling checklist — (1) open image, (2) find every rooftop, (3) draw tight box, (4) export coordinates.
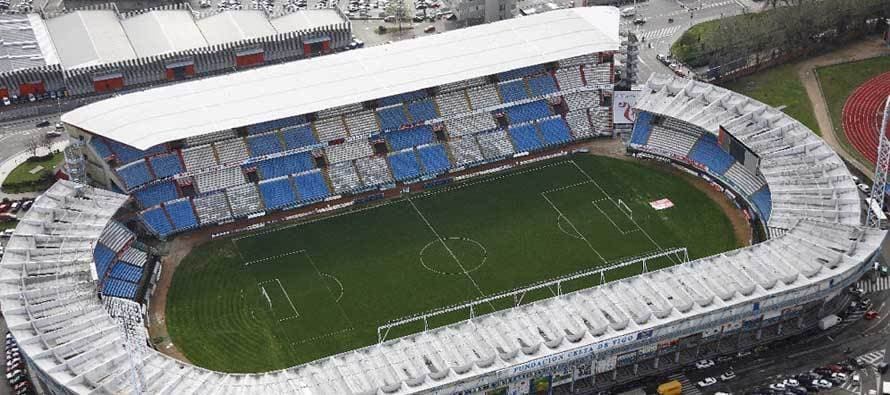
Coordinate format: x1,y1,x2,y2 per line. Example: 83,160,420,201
120,10,208,58
62,7,621,150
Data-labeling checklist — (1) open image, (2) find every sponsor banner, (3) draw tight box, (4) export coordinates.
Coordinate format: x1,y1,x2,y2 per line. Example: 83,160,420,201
613,90,639,124
594,355,617,373
649,198,674,210
721,320,743,334
657,338,679,350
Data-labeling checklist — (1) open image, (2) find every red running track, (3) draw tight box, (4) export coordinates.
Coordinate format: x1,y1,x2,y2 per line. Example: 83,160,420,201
842,71,890,164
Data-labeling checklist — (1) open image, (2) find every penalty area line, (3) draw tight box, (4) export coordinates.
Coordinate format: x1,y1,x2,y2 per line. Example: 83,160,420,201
243,249,305,266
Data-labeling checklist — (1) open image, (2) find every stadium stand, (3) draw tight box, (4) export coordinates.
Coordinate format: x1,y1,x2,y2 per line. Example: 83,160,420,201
509,124,544,152
407,99,439,122
328,161,362,193
417,144,451,175
583,62,612,85
149,153,183,179
319,103,363,118
468,84,502,109
99,221,134,252
563,90,598,111
181,145,218,173
499,64,545,80
258,177,297,209
386,125,435,151
388,150,422,181
186,129,236,147
102,278,138,299
643,126,698,157
195,166,246,193
448,136,484,166
344,110,380,138
750,186,772,222
379,90,428,106
193,192,233,225
528,74,558,96
355,156,393,186
445,113,498,138
141,206,174,237
590,106,611,133
214,138,249,165
314,117,348,142
109,262,143,283
256,152,314,179
378,105,409,130
477,129,515,159
555,67,584,90
165,198,199,231
566,110,594,138
505,101,551,124
326,140,374,164
282,125,318,150
134,181,177,208
248,134,284,157
630,111,654,146
294,170,331,202
539,117,572,146
498,80,529,102
116,160,153,190
435,91,471,116
226,183,263,217
119,246,148,268
106,140,150,164
93,244,117,280
247,115,306,135
724,162,766,196
90,137,114,159
688,133,734,175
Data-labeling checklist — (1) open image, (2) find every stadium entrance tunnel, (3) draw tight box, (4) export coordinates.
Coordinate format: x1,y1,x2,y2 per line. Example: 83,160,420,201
419,237,488,275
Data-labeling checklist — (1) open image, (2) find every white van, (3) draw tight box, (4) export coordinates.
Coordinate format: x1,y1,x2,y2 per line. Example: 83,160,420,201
620,7,635,17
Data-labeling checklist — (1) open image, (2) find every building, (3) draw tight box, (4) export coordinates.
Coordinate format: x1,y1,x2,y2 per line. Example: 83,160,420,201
0,4,351,100
452,0,516,24
1,8,884,395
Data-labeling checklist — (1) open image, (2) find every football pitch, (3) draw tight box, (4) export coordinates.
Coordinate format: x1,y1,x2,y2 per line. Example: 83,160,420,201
166,155,740,373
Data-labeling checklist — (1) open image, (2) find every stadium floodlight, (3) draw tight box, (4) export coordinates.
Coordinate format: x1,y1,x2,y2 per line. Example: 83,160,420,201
376,247,687,343
867,96,890,229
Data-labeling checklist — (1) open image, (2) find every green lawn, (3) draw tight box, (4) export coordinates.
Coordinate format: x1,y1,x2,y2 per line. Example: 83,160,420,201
0,220,17,232
722,63,819,135
816,56,890,167
1,153,62,193
166,155,740,373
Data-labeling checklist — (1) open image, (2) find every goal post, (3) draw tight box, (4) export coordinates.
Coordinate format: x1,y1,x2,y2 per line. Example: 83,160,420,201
260,285,273,311
617,198,632,219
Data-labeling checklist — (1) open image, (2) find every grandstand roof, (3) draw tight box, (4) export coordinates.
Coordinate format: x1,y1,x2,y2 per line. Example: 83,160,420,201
196,10,278,45
45,10,137,69
121,10,208,58
61,7,621,150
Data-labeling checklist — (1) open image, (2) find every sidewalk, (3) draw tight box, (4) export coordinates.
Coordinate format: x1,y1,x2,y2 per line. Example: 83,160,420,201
0,140,69,201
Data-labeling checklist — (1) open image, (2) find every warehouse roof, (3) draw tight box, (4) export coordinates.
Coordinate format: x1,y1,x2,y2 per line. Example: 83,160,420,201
0,14,56,72
196,10,278,45
121,10,208,58
270,9,345,32
62,7,621,150
45,10,136,69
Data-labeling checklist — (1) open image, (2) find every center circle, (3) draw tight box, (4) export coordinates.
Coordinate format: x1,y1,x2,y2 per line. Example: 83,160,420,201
419,237,488,275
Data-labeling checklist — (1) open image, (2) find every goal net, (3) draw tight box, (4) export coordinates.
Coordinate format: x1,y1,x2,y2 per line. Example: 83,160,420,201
617,198,632,219
260,285,273,311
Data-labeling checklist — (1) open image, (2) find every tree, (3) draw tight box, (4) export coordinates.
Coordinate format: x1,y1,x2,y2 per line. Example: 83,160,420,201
385,0,409,30
26,134,50,159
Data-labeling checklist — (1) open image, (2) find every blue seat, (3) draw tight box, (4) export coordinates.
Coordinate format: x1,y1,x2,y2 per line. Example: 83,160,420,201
248,134,284,157
248,115,306,134
750,186,772,222
134,181,177,208
165,199,198,230
539,118,572,146
109,261,143,283
282,125,317,150
294,170,330,203
378,90,428,106
688,134,734,175
498,65,545,81
102,278,138,299
255,152,314,179
116,160,153,190
90,138,113,159
385,125,434,151
417,144,450,175
149,153,183,179
505,101,551,124
528,74,558,96
630,112,654,145
93,244,116,279
509,124,543,152
106,140,147,164
258,177,297,210
142,207,174,237
388,150,422,181
378,106,409,130
498,80,529,103
407,100,438,122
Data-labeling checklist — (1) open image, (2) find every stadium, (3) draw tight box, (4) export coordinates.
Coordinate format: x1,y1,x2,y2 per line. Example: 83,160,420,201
0,6,885,395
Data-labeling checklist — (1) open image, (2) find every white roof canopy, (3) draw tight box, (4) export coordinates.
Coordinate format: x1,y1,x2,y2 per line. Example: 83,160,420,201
62,7,620,150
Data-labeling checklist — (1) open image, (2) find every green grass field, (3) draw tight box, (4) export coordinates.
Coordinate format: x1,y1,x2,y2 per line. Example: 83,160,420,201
166,155,740,373
722,63,819,135
816,56,890,167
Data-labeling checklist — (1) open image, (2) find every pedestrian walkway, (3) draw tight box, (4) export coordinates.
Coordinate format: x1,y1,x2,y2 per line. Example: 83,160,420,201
639,25,683,41
857,277,890,293
856,349,885,367
667,372,702,395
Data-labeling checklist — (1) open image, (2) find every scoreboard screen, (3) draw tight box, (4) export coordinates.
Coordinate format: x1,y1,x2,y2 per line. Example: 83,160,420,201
718,126,761,175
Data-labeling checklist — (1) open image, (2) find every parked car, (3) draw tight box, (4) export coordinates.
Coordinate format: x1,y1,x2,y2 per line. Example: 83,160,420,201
633,17,646,25
695,359,715,369
719,370,736,381
35,120,50,128
696,377,717,388
866,310,879,320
